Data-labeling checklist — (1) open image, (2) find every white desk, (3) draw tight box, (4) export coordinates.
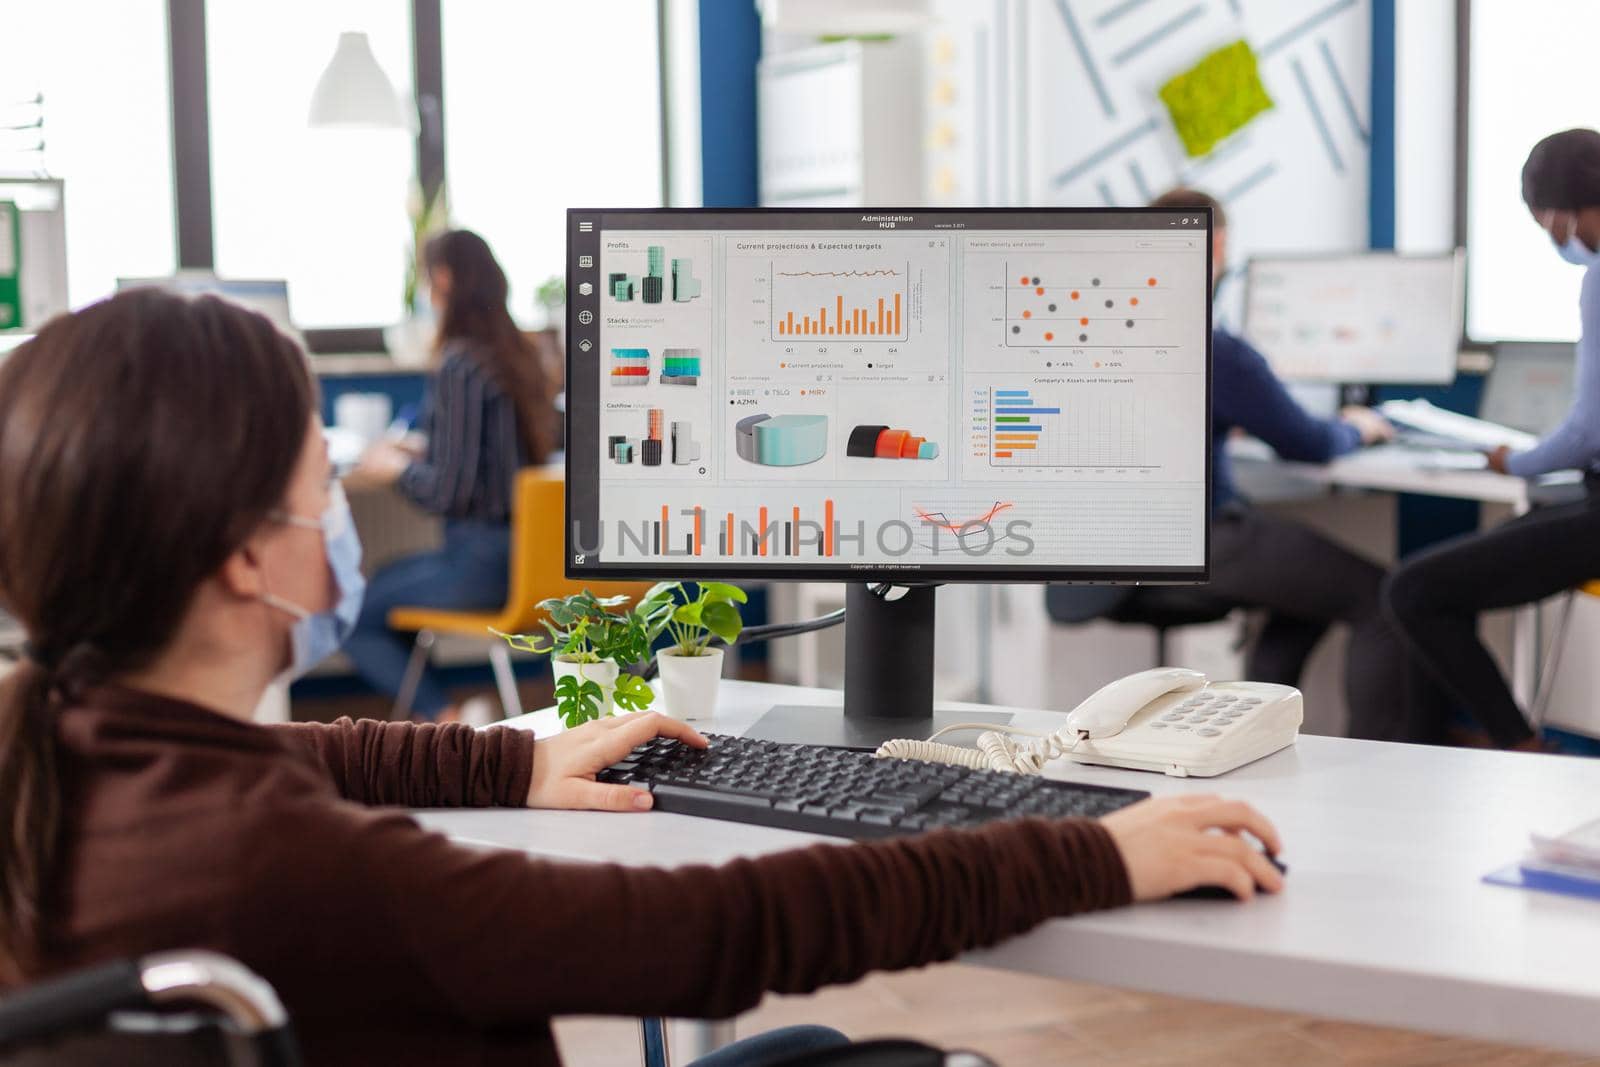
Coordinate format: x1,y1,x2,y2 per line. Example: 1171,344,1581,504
417,681,1600,1056
1234,444,1547,706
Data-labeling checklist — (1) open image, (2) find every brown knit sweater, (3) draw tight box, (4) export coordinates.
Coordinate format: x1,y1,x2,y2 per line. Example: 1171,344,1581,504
33,686,1132,1066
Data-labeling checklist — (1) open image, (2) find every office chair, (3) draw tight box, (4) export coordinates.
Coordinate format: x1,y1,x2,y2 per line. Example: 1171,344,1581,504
388,467,654,720
1044,584,1236,665
0,950,298,1067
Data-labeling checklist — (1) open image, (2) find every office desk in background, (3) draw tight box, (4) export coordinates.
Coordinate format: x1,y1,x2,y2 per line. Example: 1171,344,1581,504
1233,442,1550,711
416,680,1600,1058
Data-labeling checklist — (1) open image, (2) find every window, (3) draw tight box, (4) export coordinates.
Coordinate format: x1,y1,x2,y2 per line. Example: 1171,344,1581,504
442,1,664,323
207,1,414,329
1467,0,1600,342
1,0,175,308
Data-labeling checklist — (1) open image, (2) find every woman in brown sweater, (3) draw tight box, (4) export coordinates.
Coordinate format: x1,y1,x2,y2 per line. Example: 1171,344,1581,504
0,292,1284,1066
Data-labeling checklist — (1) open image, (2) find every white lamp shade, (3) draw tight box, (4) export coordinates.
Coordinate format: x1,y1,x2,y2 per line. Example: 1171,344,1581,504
307,31,412,130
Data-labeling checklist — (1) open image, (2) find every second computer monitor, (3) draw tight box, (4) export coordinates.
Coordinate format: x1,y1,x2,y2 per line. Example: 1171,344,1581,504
565,207,1214,585
1242,250,1465,384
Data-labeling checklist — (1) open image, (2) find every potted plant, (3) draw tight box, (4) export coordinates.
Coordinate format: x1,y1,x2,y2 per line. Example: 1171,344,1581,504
640,581,746,720
494,590,663,728
534,275,566,336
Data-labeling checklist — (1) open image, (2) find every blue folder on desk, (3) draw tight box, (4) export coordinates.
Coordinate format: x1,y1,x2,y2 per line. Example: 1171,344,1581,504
1485,863,1600,902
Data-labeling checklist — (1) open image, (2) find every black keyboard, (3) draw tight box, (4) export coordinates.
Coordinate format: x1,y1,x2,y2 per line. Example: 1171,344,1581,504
597,733,1149,840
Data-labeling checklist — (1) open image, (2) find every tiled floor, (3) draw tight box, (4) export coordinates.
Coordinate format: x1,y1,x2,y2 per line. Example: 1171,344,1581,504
553,963,1597,1066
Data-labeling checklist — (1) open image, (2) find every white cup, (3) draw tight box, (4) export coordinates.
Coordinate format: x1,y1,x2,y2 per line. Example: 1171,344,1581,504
334,393,393,445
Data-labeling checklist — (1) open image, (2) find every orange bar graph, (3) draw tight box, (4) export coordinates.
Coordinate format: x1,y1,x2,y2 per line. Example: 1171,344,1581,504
661,505,670,550
694,507,703,556
726,511,734,555
824,498,834,556
994,451,1013,458
758,507,768,556
774,289,906,339
793,506,801,555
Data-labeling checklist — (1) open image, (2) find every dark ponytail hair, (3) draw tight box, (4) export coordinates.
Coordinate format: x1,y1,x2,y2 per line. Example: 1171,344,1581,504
425,229,557,466
1522,128,1600,211
0,289,316,981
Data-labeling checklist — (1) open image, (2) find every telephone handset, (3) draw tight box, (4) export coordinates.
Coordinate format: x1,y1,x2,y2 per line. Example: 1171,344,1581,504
876,667,1302,778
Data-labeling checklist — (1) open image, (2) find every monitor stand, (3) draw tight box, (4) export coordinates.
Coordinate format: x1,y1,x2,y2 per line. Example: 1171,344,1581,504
743,584,1012,749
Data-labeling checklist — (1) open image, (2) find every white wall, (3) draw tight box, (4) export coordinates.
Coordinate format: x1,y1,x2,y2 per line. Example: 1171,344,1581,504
1394,0,1456,253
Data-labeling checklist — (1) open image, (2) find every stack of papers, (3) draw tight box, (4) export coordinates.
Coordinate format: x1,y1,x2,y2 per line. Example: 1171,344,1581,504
1487,817,1600,899
1380,399,1540,452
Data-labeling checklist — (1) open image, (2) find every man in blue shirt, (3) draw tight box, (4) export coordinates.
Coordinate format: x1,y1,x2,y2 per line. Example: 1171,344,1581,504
1150,189,1441,742
1385,129,1600,750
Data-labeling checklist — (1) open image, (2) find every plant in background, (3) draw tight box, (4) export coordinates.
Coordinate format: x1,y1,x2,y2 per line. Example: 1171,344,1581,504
641,581,747,656
403,179,450,313
535,275,566,327
494,590,669,727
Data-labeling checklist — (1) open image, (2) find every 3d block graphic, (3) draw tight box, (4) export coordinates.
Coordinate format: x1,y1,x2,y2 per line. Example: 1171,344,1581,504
641,408,664,466
661,347,702,385
846,424,940,460
1158,39,1273,159
671,420,702,464
609,272,634,301
610,347,650,386
735,413,829,466
671,258,702,301
643,245,666,304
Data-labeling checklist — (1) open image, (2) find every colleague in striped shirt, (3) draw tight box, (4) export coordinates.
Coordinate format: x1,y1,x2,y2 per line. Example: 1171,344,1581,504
345,230,558,721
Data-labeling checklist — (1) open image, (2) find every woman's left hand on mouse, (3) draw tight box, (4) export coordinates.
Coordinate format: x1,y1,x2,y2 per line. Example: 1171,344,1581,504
527,712,708,811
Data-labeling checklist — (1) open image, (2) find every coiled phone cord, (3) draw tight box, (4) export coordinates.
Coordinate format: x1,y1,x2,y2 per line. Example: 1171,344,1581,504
875,722,1087,774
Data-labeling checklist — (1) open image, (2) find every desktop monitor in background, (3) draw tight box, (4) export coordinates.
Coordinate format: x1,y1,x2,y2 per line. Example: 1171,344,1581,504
566,208,1214,746
1482,341,1576,437
117,274,300,345
1242,250,1465,385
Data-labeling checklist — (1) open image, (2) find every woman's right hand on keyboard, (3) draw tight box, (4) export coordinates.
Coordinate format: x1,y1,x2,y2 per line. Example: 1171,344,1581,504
1100,795,1284,902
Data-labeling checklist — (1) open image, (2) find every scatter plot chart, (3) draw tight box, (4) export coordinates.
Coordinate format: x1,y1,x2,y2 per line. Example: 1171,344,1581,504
1004,259,1174,348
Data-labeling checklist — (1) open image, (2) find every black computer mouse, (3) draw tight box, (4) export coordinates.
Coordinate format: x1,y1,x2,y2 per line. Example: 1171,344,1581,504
1174,853,1288,900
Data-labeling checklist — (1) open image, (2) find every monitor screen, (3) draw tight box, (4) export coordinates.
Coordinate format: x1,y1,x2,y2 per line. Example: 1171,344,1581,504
1241,251,1465,384
1481,341,1576,436
566,208,1213,583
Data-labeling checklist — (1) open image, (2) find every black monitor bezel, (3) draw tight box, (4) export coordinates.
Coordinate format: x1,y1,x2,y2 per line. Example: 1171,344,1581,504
565,205,1213,585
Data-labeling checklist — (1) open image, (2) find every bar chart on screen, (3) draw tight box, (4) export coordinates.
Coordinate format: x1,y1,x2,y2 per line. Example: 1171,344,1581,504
770,262,909,341
973,384,1152,469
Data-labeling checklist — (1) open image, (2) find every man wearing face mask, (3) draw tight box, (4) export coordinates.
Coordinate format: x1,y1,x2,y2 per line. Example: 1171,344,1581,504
1142,189,1444,743
1385,128,1600,750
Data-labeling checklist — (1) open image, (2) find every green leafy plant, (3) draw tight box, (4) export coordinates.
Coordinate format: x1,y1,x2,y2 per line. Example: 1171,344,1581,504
535,275,566,320
640,581,747,657
403,179,450,313
494,589,671,727
551,674,603,728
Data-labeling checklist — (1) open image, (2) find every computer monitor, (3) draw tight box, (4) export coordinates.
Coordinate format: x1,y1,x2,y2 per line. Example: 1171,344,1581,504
117,273,300,343
566,208,1214,744
1242,250,1465,385
1481,341,1575,436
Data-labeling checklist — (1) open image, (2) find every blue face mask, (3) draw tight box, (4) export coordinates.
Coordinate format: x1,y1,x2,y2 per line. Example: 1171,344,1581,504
262,482,366,680
1558,232,1600,267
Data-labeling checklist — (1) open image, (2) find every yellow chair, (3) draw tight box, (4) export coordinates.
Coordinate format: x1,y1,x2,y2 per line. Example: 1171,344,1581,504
387,468,655,720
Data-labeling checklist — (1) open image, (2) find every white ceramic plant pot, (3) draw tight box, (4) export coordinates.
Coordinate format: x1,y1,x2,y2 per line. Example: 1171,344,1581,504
656,647,725,721
550,657,620,720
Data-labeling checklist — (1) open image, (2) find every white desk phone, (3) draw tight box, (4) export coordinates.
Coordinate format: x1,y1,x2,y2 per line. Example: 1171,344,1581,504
876,668,1303,778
